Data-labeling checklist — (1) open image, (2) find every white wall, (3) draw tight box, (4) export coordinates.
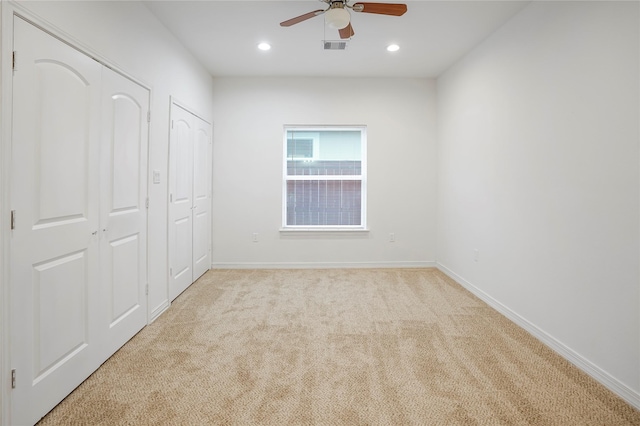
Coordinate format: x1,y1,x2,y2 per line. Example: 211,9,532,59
437,0,639,402
6,1,215,318
211,77,436,267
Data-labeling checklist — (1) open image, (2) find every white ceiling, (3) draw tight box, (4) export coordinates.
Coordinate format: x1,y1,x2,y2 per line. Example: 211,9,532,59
144,0,529,78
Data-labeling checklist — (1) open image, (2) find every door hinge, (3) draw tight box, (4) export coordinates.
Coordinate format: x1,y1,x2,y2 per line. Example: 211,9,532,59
145,284,149,295
147,111,151,123
170,267,173,277
11,369,16,389
12,51,16,71
169,193,173,203
171,120,174,129
145,197,149,209
10,210,15,230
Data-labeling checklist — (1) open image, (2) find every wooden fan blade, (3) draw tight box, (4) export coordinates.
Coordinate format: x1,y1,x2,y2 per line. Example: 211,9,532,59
339,23,355,39
352,3,407,16
280,9,325,27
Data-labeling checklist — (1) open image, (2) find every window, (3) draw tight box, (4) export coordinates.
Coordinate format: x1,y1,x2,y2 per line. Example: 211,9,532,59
283,126,366,229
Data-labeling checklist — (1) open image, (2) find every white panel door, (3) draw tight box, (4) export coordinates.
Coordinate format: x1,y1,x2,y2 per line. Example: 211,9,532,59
169,104,211,301
99,68,149,359
10,17,102,426
192,116,211,280
169,104,194,300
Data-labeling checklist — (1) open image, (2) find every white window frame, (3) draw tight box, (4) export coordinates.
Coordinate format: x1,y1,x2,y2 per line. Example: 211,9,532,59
281,125,367,231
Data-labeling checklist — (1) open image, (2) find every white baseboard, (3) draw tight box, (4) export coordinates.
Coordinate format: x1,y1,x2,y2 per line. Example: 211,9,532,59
436,262,640,411
211,260,436,269
148,301,170,324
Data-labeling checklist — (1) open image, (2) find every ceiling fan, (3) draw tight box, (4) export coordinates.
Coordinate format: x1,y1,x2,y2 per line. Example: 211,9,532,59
280,1,408,39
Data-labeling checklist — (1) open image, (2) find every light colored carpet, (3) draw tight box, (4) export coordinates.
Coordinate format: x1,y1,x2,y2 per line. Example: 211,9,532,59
38,268,640,425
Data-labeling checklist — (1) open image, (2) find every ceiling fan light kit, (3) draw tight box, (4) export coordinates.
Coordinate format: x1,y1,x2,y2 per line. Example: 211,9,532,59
280,1,408,40
325,8,351,30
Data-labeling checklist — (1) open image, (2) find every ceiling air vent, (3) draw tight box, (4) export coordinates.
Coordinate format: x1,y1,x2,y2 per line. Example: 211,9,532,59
323,40,348,50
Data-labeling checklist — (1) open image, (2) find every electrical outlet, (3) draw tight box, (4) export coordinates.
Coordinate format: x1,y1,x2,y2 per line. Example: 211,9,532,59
473,249,479,262
252,233,258,243
389,233,395,242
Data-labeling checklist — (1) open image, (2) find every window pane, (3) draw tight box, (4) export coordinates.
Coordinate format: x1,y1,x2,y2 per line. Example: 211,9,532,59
286,180,362,226
287,130,361,176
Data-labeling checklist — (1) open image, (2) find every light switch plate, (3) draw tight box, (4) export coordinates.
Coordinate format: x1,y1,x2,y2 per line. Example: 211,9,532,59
153,170,160,184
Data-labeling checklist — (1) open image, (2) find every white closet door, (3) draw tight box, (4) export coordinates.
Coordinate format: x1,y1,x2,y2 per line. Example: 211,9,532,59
169,104,195,300
99,68,149,359
169,103,211,301
10,17,102,426
192,116,212,280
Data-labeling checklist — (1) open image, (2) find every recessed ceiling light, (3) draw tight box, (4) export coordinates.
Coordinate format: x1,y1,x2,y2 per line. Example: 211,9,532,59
387,44,400,52
258,42,271,51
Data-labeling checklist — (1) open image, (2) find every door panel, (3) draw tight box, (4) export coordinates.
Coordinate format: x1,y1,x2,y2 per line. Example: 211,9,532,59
169,106,194,300
35,61,91,224
192,118,211,280
174,217,192,280
33,250,88,381
174,118,193,204
11,17,102,426
109,234,140,325
100,67,149,359
110,95,141,211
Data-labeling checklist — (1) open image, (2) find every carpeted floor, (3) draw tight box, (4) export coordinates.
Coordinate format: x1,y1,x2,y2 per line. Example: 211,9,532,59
38,268,640,425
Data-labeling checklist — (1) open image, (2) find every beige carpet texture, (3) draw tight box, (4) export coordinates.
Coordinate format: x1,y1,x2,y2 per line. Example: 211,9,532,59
38,268,640,425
